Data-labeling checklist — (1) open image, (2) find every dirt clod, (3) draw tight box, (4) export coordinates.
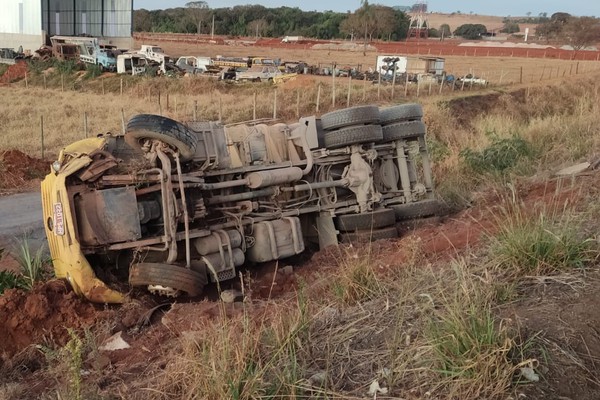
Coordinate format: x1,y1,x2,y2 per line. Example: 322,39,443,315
0,150,48,192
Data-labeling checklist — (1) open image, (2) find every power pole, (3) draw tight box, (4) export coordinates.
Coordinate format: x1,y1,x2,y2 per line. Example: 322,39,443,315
211,14,215,39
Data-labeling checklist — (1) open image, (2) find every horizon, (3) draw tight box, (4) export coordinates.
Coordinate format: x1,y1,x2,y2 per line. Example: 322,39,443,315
133,0,596,18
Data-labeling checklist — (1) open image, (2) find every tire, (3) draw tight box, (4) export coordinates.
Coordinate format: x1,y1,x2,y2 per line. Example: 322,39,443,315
129,262,207,297
125,114,198,162
321,105,380,131
335,208,396,232
379,103,423,125
381,120,426,142
324,124,383,149
339,226,399,243
390,199,441,221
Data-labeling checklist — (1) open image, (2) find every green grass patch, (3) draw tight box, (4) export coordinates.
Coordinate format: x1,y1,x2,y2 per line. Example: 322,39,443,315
491,209,597,276
460,131,535,175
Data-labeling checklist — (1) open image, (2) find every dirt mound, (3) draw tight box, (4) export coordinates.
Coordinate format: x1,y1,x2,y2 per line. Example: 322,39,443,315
0,61,28,84
0,150,48,191
0,280,99,358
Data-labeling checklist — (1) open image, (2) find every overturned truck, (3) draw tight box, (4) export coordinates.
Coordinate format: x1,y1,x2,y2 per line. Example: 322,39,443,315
41,104,440,303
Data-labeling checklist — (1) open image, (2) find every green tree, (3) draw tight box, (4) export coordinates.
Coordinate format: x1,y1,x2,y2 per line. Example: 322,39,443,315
500,21,520,34
564,16,600,50
439,23,451,38
454,24,487,39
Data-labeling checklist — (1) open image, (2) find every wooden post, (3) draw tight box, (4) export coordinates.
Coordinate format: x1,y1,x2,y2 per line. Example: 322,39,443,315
166,93,170,111
362,73,367,101
331,65,336,107
428,80,432,96
346,75,351,107
377,72,381,100
120,78,123,96
439,73,445,94
404,73,409,97
416,78,421,97
391,67,397,99
296,90,300,117
40,115,44,159
316,83,321,112
539,66,545,81
158,90,162,115
24,72,28,88
460,79,466,91
174,96,178,116
520,66,523,84
121,109,126,134
102,78,105,95
576,62,580,74
253,92,257,120
499,69,505,85
193,100,198,121
218,97,222,122
43,74,47,90
61,74,64,92
83,112,88,138
273,89,277,119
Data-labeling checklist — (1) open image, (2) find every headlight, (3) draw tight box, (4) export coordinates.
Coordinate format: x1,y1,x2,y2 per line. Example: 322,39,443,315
52,161,61,173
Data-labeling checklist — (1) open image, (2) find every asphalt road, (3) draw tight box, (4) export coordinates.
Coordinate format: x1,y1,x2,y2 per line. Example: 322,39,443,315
0,192,45,252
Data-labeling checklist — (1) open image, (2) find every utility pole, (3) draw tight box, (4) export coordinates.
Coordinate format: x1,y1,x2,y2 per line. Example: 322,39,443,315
211,14,215,39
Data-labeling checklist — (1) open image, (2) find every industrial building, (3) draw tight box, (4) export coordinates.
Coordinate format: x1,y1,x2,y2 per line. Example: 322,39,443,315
0,0,133,53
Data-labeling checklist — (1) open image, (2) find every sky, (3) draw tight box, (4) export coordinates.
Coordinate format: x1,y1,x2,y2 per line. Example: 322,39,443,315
134,0,596,17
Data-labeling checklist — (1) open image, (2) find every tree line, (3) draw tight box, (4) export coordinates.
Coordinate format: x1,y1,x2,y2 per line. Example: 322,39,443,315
133,1,411,41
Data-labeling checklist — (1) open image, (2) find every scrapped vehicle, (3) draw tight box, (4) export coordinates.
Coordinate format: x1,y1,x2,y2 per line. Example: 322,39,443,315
236,65,296,83
117,53,152,75
458,74,488,86
41,103,439,303
50,36,119,71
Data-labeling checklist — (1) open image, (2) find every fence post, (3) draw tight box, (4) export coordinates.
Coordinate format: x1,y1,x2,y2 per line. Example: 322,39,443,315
40,115,44,159
377,72,381,100
346,75,351,107
25,72,28,88
43,74,47,90
332,65,336,107
296,90,300,118
439,73,445,94
404,73,409,97
166,93,170,111
253,92,257,120
120,78,123,96
391,67,397,99
83,112,88,138
428,80,432,96
520,66,523,84
121,109,126,134
193,100,198,121
61,74,64,92
102,78,105,95
158,90,162,115
362,73,367,101
316,83,321,112
218,97,222,122
273,89,277,119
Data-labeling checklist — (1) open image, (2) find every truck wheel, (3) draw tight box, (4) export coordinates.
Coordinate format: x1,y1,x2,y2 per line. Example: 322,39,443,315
321,105,380,131
335,208,396,232
125,114,198,162
129,262,207,297
324,124,383,149
381,120,426,142
339,226,399,243
390,199,441,221
379,103,423,125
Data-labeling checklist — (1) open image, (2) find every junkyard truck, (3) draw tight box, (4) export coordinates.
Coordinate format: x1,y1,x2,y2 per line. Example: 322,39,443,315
41,104,439,303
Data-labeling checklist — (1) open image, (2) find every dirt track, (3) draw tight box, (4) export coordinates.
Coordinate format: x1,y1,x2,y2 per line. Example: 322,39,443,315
0,192,44,251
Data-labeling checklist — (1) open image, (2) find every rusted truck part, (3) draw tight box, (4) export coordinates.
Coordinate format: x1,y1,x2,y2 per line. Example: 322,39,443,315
41,104,439,303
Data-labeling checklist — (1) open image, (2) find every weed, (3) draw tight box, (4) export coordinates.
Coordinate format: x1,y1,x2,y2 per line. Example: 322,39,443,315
460,131,535,175
14,237,47,289
491,207,597,276
331,248,385,305
54,59,79,75
64,329,84,400
0,270,26,294
425,261,524,398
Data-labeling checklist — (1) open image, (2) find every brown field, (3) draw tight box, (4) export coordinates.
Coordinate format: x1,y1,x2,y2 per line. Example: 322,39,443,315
419,12,539,33
148,39,600,85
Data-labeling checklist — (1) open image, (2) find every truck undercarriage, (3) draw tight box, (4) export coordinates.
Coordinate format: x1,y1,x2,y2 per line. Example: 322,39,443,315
41,104,440,303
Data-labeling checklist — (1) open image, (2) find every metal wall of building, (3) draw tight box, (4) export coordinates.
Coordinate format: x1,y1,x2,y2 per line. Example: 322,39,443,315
41,0,132,38
0,0,43,35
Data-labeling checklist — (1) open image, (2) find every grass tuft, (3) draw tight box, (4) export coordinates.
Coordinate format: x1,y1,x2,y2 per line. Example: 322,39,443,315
14,237,47,289
331,247,385,305
491,206,597,276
